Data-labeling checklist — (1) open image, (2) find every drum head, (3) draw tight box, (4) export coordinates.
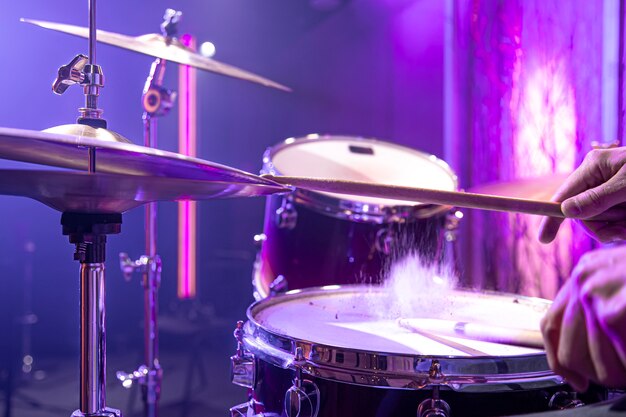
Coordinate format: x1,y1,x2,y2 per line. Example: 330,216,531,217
264,135,457,208
250,285,547,357
245,285,557,390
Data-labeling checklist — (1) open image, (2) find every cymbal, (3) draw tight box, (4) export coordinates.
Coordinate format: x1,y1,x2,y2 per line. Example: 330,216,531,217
0,170,287,213
21,18,291,92
0,126,283,187
468,174,568,201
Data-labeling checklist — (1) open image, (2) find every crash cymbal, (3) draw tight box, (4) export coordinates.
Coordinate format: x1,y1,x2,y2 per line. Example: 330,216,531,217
0,126,283,186
0,170,287,213
21,18,291,92
468,174,568,201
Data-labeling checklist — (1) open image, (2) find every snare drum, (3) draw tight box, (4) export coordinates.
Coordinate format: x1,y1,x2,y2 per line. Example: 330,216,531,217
253,135,459,299
230,285,604,417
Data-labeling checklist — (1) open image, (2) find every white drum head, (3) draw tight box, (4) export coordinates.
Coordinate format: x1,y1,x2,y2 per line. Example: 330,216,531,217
251,286,549,358
267,135,457,207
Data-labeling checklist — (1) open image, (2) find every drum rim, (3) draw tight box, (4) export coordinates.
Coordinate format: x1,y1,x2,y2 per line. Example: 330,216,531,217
261,134,459,224
243,284,563,392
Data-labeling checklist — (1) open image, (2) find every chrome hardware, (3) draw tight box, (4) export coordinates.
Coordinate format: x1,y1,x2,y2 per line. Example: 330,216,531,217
116,365,148,389
428,360,445,383
417,396,451,417
549,391,585,409
417,362,450,417
230,400,280,417
142,58,176,118
231,321,256,388
71,407,122,417
117,251,163,414
53,54,88,95
269,275,288,296
142,84,176,117
375,227,395,255
284,347,320,417
253,233,267,246
160,8,182,38
115,361,163,397
119,253,162,284
275,199,297,229
52,54,106,122
444,210,463,242
78,63,105,120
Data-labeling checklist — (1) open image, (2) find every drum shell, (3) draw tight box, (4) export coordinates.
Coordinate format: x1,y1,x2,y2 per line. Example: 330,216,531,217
255,193,451,296
235,286,608,416
249,360,605,417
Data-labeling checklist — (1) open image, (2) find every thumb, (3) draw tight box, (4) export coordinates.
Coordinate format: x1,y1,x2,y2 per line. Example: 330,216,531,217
562,179,626,218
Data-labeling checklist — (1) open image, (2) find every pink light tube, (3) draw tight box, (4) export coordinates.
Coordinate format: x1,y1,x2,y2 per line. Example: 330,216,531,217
178,34,197,299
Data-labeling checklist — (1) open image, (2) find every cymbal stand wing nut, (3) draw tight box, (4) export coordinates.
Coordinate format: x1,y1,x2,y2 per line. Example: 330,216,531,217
52,54,106,125
53,54,88,95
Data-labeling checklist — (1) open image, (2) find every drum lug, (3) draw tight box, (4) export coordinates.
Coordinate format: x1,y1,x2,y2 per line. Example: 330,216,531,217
444,210,463,242
548,391,585,409
427,360,445,383
275,198,298,229
284,347,320,417
230,321,256,388
417,374,450,417
417,362,450,417
269,275,288,296
230,399,280,417
417,395,451,417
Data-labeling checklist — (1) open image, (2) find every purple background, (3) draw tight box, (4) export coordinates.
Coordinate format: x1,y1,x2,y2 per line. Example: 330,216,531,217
0,0,447,354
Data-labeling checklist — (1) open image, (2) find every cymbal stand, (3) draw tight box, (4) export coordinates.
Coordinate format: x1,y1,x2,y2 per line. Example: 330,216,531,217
62,212,123,417
50,1,122,416
117,10,179,417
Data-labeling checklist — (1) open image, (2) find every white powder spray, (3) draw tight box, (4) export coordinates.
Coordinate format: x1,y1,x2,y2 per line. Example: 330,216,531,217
375,251,458,320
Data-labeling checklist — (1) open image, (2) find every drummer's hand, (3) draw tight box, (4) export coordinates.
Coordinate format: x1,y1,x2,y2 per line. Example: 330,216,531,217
539,148,626,244
541,246,626,391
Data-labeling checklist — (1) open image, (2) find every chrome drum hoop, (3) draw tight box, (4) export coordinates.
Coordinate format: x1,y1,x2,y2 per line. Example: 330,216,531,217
243,285,564,393
261,135,458,224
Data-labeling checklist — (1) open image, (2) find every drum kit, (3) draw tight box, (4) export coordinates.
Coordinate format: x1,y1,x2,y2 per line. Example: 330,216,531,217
0,1,609,417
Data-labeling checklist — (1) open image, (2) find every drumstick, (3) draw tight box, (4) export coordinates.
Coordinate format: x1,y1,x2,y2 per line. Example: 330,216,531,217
403,326,489,356
262,175,564,218
397,318,544,349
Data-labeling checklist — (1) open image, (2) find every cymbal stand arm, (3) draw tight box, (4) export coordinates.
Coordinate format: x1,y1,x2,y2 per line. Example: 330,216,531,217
117,57,174,417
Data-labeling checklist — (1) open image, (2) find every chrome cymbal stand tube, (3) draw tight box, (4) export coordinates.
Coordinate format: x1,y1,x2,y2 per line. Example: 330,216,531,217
63,212,122,417
117,10,179,417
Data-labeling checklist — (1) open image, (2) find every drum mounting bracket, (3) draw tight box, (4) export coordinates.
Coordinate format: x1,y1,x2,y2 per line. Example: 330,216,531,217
231,321,256,388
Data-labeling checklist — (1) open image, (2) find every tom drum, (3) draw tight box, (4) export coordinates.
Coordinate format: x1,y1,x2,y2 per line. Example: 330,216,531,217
253,135,459,299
